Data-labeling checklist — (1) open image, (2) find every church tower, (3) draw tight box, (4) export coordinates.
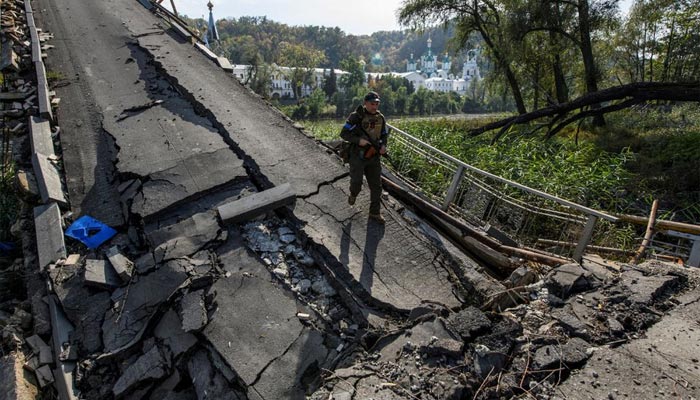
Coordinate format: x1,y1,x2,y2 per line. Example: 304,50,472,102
407,53,417,72
422,37,436,76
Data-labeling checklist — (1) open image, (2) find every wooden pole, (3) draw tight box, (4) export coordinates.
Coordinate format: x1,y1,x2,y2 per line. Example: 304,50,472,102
615,213,700,235
536,239,635,256
169,0,178,16
631,199,659,264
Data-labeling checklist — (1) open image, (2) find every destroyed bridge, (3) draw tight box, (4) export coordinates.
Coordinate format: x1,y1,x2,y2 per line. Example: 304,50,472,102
2,0,700,399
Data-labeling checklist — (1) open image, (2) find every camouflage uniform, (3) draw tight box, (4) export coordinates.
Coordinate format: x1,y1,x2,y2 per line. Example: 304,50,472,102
340,104,388,216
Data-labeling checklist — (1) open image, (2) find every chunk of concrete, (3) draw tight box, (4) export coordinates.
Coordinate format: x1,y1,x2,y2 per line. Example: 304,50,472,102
154,310,197,359
35,365,54,388
105,246,134,281
446,306,492,341
216,57,233,72
545,263,591,299
29,116,54,156
1,39,19,71
146,211,221,261
474,344,508,378
24,335,48,354
112,345,171,398
179,290,207,332
84,259,122,289
33,203,66,270
34,61,53,121
168,20,193,43
31,152,67,206
218,183,295,224
194,42,217,60
102,260,188,352
533,337,591,370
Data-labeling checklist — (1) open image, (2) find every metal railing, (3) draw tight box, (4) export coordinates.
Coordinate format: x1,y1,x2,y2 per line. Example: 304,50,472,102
386,123,620,262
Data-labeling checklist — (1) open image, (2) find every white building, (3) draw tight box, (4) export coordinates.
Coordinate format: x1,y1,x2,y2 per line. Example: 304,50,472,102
232,64,346,99
402,41,481,95
231,40,480,98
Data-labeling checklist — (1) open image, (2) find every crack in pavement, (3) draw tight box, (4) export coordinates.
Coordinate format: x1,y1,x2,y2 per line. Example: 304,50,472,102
116,99,164,121
298,172,350,200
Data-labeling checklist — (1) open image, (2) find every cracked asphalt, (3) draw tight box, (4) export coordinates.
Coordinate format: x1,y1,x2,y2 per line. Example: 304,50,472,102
32,0,497,398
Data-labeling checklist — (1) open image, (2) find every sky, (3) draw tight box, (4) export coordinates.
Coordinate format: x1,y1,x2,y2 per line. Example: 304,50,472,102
168,0,635,36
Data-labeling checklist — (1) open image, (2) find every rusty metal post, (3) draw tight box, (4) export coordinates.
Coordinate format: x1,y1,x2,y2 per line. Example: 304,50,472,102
169,0,178,16
574,215,598,263
442,165,465,211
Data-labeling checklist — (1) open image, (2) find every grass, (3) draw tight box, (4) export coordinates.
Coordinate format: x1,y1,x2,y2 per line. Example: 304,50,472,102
302,109,699,253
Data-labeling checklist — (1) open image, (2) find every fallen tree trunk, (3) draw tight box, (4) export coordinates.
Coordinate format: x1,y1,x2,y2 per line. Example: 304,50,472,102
469,81,700,140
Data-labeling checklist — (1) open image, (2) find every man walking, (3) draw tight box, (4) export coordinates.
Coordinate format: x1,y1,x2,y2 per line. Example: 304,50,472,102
340,91,389,224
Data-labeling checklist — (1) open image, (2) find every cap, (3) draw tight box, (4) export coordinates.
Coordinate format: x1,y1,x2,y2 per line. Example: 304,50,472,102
364,91,381,102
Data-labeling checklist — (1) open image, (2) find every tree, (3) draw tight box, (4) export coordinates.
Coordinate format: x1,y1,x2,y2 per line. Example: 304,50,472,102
338,57,366,90
306,88,327,119
322,68,337,99
278,42,326,100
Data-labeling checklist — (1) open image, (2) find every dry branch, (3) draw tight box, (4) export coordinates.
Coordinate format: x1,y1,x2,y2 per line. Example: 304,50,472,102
470,82,700,139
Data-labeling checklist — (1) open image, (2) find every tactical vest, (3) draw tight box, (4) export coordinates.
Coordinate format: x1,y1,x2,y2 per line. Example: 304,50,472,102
360,111,383,141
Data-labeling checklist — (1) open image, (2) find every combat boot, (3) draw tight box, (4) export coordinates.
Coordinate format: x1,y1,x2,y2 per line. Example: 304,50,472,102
369,213,385,224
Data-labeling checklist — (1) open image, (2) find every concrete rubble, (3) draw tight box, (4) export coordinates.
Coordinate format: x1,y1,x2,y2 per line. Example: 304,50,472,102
0,0,698,400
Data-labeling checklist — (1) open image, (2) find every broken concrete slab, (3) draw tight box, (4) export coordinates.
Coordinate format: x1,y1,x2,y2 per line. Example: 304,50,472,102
84,258,122,289
297,182,464,313
153,310,197,359
0,353,39,400
130,149,246,220
29,115,55,156
50,265,111,354
102,260,188,352
105,246,134,281
204,247,328,398
33,203,66,270
112,345,171,398
146,210,222,261
31,152,67,206
34,61,53,121
620,269,679,304
179,290,207,332
376,317,460,362
217,183,295,224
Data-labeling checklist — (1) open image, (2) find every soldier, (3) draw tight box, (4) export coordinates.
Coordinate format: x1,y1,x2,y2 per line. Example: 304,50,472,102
340,91,389,224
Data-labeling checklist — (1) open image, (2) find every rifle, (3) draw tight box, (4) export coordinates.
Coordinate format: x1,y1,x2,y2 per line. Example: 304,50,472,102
358,127,391,161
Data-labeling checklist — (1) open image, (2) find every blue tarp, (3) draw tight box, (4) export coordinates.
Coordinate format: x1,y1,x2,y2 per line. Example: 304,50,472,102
65,215,117,249
0,241,16,255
